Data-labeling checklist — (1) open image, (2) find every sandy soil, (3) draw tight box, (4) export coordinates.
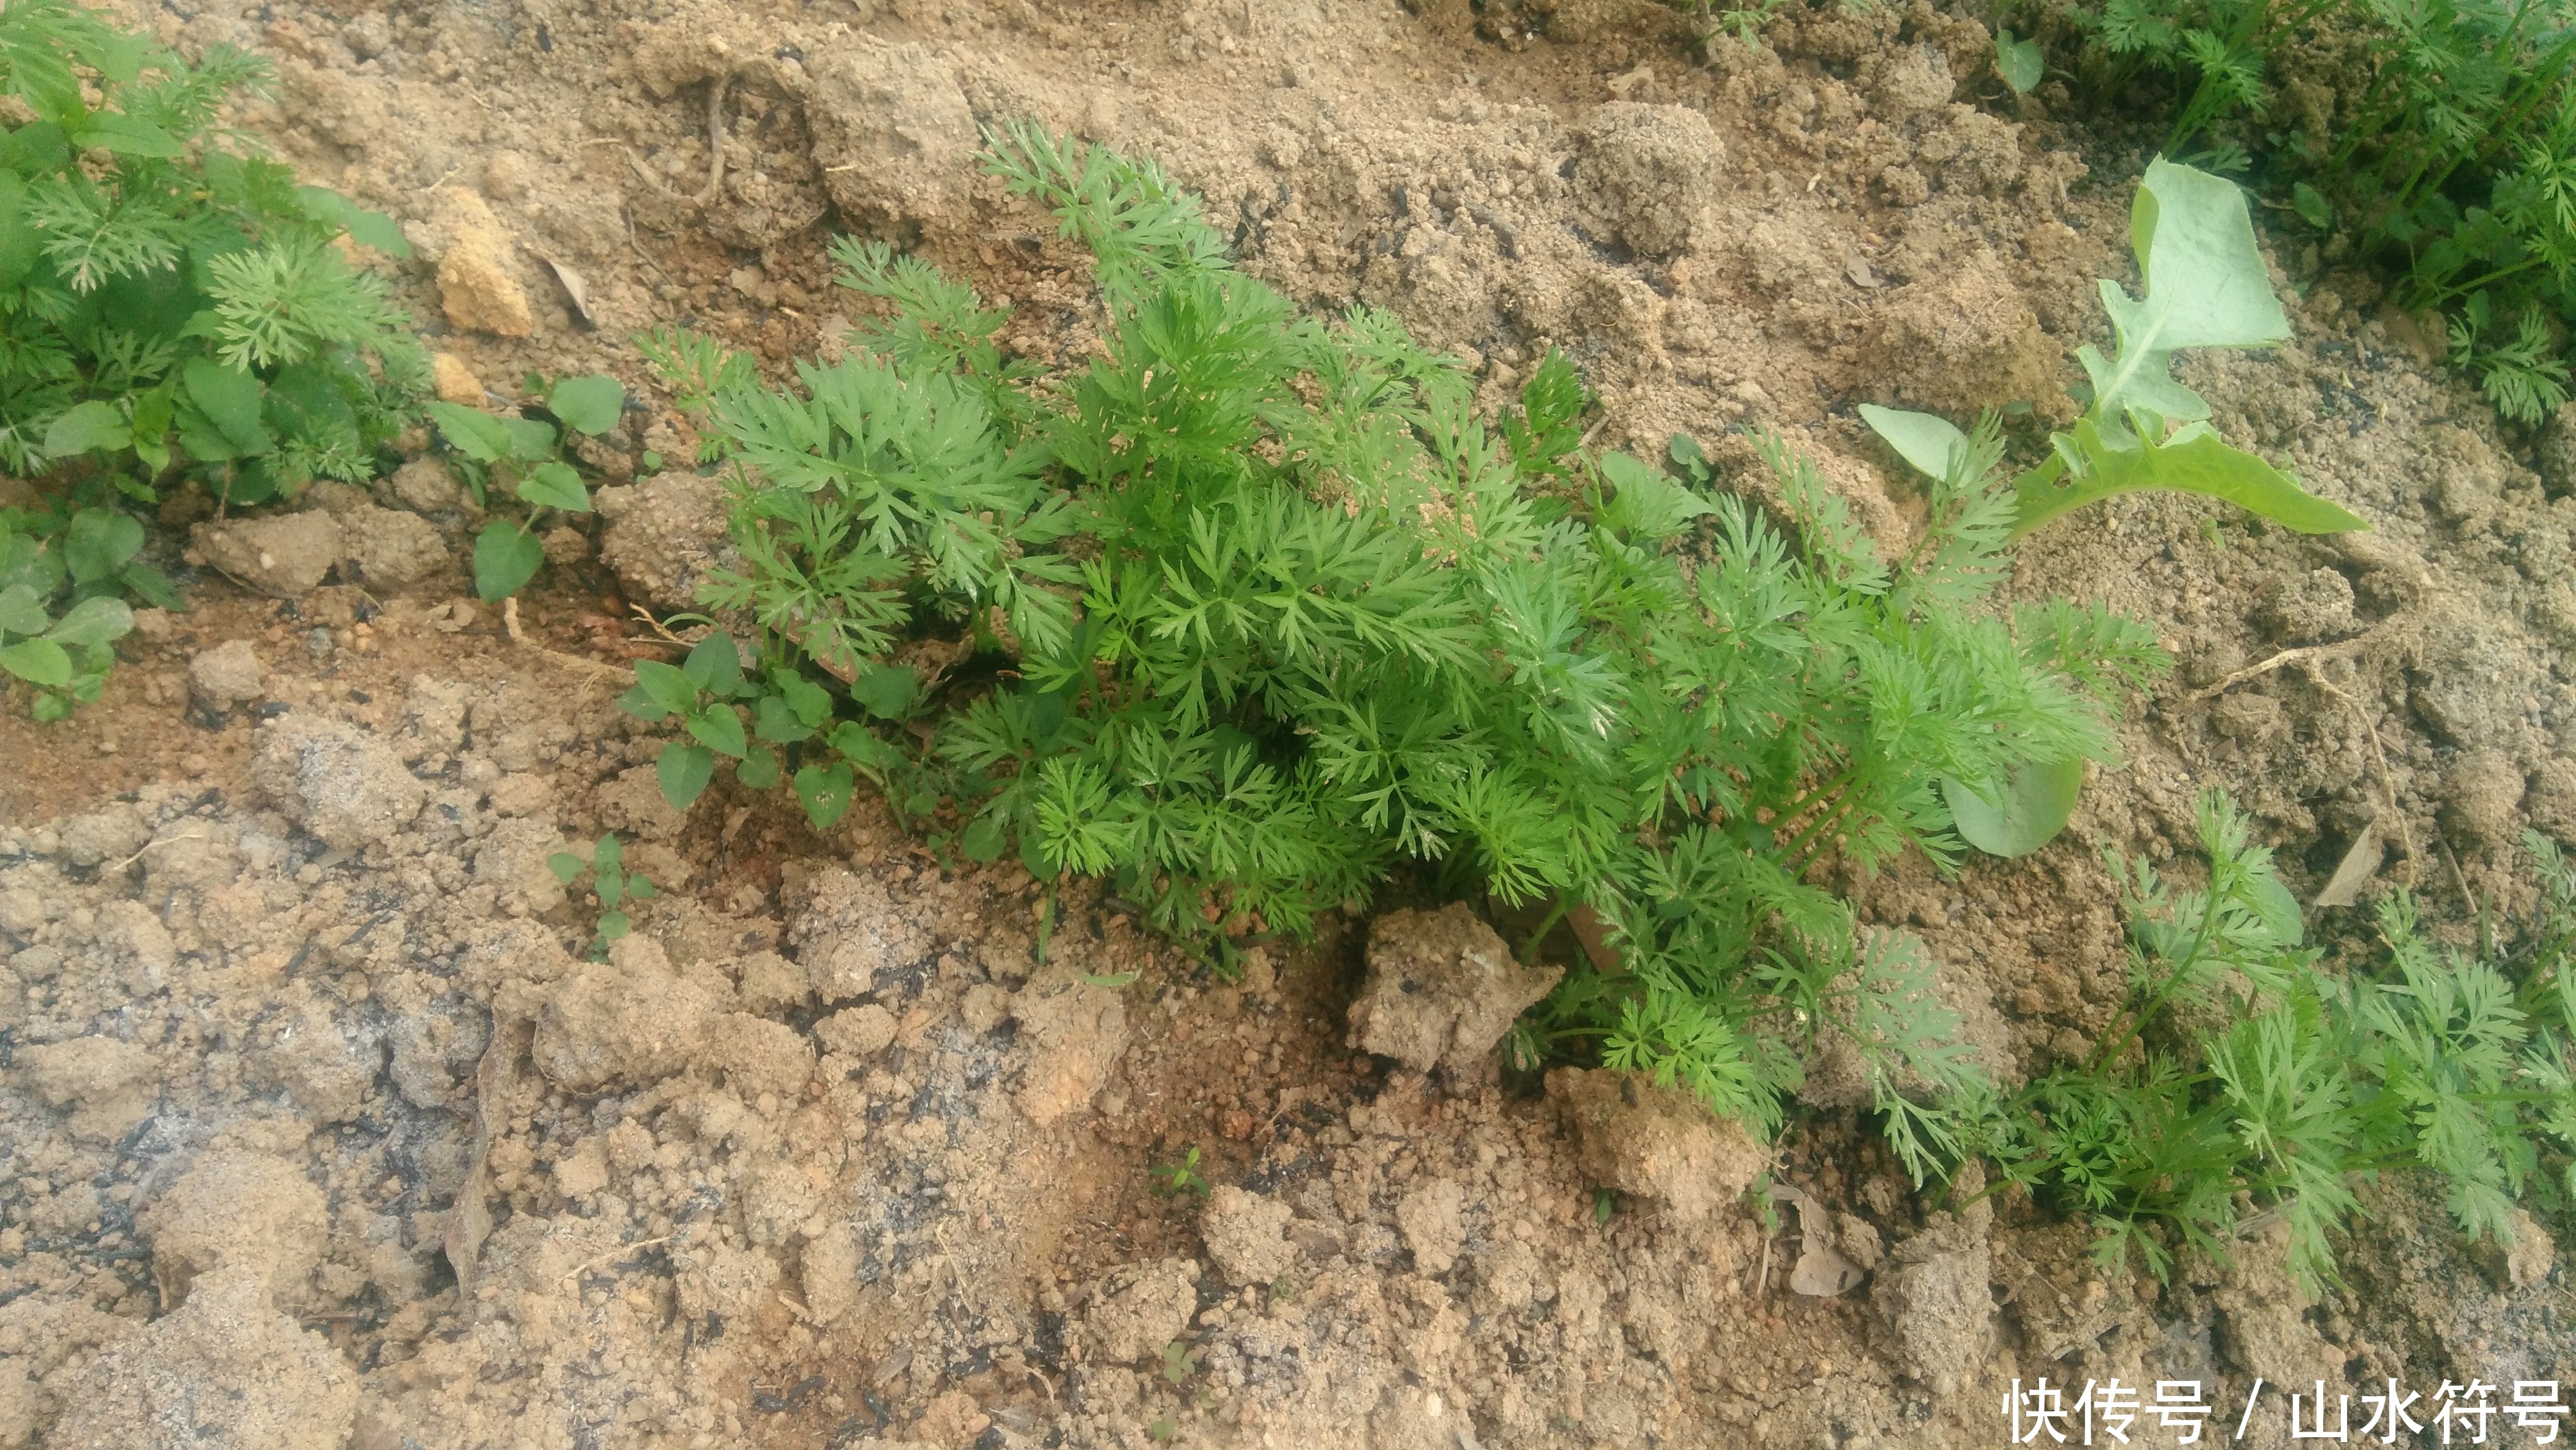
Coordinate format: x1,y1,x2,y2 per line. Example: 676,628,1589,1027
2,0,2571,1446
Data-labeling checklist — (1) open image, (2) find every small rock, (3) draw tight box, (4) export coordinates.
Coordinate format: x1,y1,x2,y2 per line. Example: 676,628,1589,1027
596,471,738,611
912,1390,991,1447
189,511,346,596
816,1003,899,1057
145,824,240,893
252,713,430,849
703,1012,817,1098
189,639,267,710
793,870,933,997
1347,903,1561,1080
805,37,982,238
1396,1178,1467,1274
541,524,591,565
1013,965,1129,1125
2253,567,2357,644
1081,1258,1198,1364
2442,749,2526,851
730,950,808,1015
1871,42,1956,119
1574,102,1719,256
552,1136,610,1199
339,503,453,592
1884,1225,1993,1396
389,456,465,514
264,1002,381,1122
594,764,694,843
19,1035,159,1143
533,936,729,1090
1547,1065,1765,1222
2540,403,2576,498
43,1268,358,1450
54,803,149,867
471,817,572,915
432,188,534,337
1200,1187,1296,1288
142,1150,328,1311
2504,1207,2555,1291
802,1222,863,1326
1866,252,2059,418
2526,756,2576,845
960,981,1011,1033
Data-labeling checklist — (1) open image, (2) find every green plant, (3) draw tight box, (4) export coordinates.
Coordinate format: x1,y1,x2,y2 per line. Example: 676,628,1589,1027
0,2,429,715
427,372,625,600
1866,159,2365,553
638,126,2171,1151
2447,290,2572,423
0,0,424,503
1936,797,2576,1288
1995,28,2047,94
0,503,148,718
546,832,657,956
2023,0,2576,423
1149,1146,1212,1198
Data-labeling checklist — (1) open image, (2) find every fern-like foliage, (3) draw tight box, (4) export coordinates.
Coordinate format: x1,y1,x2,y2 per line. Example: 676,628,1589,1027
0,2,422,498
652,125,2171,1149
1942,796,2576,1288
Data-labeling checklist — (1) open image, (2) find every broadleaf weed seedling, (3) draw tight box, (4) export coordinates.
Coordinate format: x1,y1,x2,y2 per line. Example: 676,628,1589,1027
427,372,627,601
548,832,657,958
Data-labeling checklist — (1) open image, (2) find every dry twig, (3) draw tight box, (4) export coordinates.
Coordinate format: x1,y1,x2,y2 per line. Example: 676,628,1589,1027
626,72,734,210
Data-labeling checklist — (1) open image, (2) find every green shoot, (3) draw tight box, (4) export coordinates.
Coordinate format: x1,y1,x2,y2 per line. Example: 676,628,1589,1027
1866,161,2366,546
547,832,658,958
1150,1146,1213,1198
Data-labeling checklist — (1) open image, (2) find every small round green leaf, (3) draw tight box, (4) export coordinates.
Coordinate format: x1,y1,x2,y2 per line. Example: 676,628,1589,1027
0,584,48,637
548,375,625,436
0,637,73,687
63,509,143,585
683,634,744,696
184,358,271,455
754,693,816,744
851,662,917,719
735,743,781,789
427,402,513,463
633,660,699,716
44,596,132,648
2248,872,2305,947
1858,405,1972,483
793,761,855,830
472,522,545,601
42,400,131,459
1995,29,2045,94
686,703,747,758
500,415,560,462
515,460,591,514
657,741,715,811
1942,757,2085,858
960,814,1007,863
2291,182,2332,231
545,852,584,884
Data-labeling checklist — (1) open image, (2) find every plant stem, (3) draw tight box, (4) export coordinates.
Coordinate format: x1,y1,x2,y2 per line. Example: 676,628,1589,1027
1518,893,1576,964
2087,883,2230,1076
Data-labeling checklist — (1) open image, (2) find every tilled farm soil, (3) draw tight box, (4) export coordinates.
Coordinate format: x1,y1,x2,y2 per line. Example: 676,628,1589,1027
2,0,2573,1447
